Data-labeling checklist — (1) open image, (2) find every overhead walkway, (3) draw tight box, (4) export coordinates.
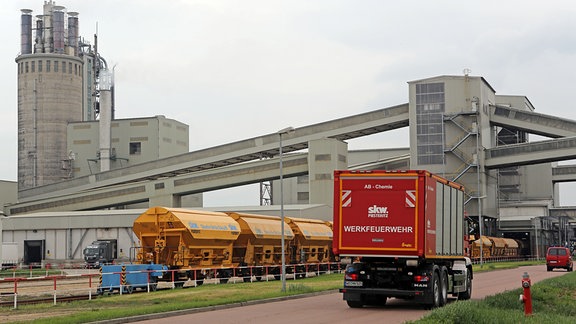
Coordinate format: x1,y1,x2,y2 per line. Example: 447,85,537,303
18,103,408,201
485,136,576,169
12,102,576,214
490,105,576,138
9,153,310,214
552,165,576,182
485,105,576,169
10,104,409,213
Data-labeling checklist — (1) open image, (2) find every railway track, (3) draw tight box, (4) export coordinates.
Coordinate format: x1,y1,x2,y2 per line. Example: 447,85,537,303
0,293,92,307
0,270,99,308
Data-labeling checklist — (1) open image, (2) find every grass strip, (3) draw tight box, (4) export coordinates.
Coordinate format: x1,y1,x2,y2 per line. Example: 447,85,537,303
2,273,342,323
411,269,576,323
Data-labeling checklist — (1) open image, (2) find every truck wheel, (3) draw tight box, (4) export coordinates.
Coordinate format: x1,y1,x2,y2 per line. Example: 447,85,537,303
377,297,387,306
426,271,441,309
346,300,363,308
457,269,472,300
440,266,448,306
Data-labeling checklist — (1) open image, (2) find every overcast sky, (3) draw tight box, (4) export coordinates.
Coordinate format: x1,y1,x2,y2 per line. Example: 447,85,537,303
2,0,576,206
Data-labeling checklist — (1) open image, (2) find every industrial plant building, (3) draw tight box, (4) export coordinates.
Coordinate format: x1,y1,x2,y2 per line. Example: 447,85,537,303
1,1,575,266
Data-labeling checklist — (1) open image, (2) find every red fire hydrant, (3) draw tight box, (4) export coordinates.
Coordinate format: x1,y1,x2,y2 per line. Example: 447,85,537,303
519,271,532,316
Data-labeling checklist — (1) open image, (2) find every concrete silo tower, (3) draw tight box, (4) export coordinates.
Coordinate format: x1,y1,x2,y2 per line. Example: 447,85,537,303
16,1,107,191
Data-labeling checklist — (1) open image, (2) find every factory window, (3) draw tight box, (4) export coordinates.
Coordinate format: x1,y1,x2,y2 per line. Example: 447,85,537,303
54,61,58,72
46,60,50,72
25,62,29,73
415,82,445,165
69,63,72,74
31,61,35,72
38,60,42,72
315,173,332,180
129,142,142,155
62,61,66,73
315,154,331,161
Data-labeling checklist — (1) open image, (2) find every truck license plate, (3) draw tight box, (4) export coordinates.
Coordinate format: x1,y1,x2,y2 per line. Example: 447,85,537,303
345,281,363,287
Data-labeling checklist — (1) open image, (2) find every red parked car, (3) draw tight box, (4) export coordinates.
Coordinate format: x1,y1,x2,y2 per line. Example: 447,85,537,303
546,247,573,272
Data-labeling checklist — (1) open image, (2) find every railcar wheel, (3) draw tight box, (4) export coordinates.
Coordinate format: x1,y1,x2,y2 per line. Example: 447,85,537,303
194,270,205,286
218,269,233,284
240,269,251,282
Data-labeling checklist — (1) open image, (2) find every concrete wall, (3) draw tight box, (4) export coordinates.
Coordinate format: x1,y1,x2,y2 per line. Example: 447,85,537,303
68,116,189,178
0,181,17,210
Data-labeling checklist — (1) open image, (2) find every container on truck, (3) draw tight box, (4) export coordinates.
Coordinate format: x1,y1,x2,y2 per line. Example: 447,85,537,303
333,170,473,309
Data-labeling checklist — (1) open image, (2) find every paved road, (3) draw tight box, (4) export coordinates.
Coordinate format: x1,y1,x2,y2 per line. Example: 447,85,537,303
129,265,569,324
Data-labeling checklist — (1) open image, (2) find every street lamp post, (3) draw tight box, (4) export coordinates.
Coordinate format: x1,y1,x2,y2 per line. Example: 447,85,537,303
478,196,486,266
479,213,483,266
278,126,294,293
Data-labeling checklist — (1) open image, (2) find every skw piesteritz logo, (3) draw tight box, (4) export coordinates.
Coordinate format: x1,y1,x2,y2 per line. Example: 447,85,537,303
368,205,389,218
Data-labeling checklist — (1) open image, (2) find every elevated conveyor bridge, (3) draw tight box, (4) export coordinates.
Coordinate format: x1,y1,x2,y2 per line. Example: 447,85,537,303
10,104,409,214
8,103,576,214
